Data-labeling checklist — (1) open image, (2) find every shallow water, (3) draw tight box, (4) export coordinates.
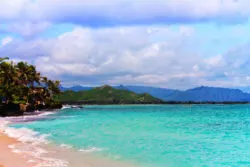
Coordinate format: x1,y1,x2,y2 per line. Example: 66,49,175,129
8,105,250,167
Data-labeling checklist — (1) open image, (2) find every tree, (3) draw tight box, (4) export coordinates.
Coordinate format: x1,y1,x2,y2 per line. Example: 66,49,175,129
0,57,62,115
0,57,9,62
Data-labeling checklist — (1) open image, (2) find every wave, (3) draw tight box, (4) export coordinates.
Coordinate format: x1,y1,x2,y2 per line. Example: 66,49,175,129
79,147,103,153
0,114,69,167
0,111,54,144
60,144,73,149
61,105,72,110
0,112,105,167
3,111,56,123
4,126,50,144
0,119,9,130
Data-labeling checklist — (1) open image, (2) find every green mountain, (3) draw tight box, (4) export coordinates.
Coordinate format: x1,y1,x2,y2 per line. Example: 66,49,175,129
57,85,162,104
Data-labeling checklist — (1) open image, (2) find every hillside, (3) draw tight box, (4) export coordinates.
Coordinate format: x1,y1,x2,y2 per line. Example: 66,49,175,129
115,85,250,102
115,85,179,101
60,85,250,102
58,85,162,104
60,85,180,101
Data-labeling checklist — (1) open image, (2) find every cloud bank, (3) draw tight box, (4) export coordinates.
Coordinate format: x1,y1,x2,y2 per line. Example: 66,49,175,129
1,25,250,89
0,0,250,26
1,0,250,89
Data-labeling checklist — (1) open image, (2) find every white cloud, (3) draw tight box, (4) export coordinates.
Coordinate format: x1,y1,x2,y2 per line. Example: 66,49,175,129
0,0,28,20
179,26,194,36
2,24,250,89
193,65,199,71
4,22,50,37
196,41,250,88
246,76,250,81
204,55,224,67
0,0,250,25
0,25,206,88
1,37,12,46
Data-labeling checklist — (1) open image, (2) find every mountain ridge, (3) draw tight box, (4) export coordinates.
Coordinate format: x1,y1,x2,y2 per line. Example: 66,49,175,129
58,85,162,104
60,85,250,102
165,86,250,102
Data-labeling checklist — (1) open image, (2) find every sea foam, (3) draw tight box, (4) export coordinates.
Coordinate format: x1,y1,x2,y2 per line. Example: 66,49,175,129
0,113,69,167
60,144,73,149
79,147,103,153
4,126,50,144
3,111,55,123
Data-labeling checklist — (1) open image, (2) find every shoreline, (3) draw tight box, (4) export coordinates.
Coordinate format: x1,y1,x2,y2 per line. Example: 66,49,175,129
61,102,250,105
0,132,138,167
0,114,138,167
0,130,35,167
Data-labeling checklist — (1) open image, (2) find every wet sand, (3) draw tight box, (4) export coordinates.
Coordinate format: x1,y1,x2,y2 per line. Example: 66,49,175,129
0,131,138,167
44,144,138,167
0,113,138,167
0,132,137,167
0,132,35,167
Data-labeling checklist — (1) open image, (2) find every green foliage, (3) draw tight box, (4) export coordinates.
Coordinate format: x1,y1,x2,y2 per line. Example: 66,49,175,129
0,57,61,113
58,85,162,104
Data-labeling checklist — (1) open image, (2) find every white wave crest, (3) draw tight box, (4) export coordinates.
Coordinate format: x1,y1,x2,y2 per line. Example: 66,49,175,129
0,115,69,167
79,147,103,153
0,119,9,131
61,105,71,110
60,144,73,149
3,111,56,123
8,142,68,167
4,127,50,144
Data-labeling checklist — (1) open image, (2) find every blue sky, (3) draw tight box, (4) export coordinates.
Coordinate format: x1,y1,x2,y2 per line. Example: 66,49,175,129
1,0,250,90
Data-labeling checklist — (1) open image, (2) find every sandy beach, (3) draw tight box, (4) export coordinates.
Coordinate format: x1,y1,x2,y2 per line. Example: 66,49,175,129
0,119,137,167
0,132,35,167
0,131,137,167
0,111,138,167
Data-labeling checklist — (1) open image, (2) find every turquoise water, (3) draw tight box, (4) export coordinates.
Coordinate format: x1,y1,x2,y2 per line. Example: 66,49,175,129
12,105,250,167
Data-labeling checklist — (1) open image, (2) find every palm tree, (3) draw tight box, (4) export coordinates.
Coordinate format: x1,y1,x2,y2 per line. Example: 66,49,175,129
0,57,9,63
0,61,19,102
0,57,62,114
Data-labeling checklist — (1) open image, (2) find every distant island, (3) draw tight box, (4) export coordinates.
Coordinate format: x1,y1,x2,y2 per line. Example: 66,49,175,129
61,85,250,103
57,85,162,105
57,85,250,105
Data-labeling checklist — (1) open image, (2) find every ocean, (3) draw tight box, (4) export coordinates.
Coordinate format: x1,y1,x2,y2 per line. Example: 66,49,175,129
2,104,250,167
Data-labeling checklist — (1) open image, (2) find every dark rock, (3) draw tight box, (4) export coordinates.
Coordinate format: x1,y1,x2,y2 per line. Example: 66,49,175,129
0,103,24,117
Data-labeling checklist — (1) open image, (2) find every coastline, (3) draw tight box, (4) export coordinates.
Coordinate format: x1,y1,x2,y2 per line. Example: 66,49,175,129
0,132,35,167
61,101,250,105
0,113,138,167
0,131,138,167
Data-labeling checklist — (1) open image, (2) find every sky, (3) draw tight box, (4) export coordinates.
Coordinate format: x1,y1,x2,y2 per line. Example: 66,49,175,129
1,0,250,90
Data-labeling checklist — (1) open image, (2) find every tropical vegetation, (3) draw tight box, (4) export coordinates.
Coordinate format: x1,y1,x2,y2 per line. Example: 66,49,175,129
0,57,62,116
58,85,162,104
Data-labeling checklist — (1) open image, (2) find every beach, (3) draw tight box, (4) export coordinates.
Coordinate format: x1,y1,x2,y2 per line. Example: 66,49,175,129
0,132,136,167
0,131,35,167
0,115,137,167
2,104,250,167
